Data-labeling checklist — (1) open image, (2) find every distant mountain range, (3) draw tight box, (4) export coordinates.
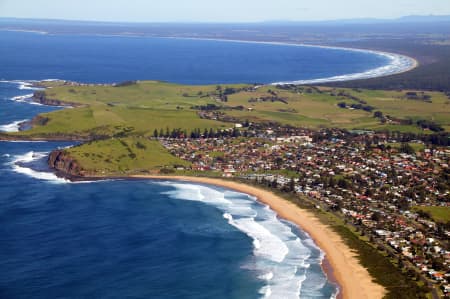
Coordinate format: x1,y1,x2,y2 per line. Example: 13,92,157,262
262,15,450,25
1,15,450,26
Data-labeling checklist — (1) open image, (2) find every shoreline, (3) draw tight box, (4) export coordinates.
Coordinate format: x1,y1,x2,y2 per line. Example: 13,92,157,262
0,31,418,86
140,36,419,85
130,175,386,299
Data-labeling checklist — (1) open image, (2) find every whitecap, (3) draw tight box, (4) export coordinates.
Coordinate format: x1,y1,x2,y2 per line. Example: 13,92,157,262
226,215,289,263
7,151,98,184
10,94,34,102
0,80,43,91
9,151,69,183
271,47,416,85
159,181,321,299
18,81,43,91
0,119,28,132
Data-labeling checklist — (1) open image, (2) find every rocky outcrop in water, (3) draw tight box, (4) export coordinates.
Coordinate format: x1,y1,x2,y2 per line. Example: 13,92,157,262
48,150,83,177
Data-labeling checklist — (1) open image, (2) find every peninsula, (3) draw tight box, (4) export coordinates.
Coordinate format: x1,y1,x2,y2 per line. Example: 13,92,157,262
2,79,448,298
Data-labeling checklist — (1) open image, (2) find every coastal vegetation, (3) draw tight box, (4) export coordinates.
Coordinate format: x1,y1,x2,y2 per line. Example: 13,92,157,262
6,80,449,142
413,206,450,224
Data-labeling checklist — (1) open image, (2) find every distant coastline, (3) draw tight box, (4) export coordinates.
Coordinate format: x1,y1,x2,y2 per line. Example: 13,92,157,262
160,36,418,85
0,28,418,85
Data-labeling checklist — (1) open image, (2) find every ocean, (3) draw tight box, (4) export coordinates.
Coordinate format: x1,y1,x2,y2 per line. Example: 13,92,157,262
0,29,400,298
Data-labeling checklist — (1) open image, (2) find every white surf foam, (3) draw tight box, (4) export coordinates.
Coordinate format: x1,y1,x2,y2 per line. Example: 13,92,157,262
10,93,34,102
0,29,48,35
224,212,289,263
17,81,43,91
159,182,321,299
9,151,69,183
0,80,44,91
7,151,98,184
0,119,28,132
272,48,416,85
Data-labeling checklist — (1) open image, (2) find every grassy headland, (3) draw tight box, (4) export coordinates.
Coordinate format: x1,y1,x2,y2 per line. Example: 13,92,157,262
5,80,449,141
63,138,190,176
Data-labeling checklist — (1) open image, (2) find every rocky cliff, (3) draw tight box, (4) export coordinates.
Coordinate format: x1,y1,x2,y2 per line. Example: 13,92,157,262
32,91,81,107
48,150,83,177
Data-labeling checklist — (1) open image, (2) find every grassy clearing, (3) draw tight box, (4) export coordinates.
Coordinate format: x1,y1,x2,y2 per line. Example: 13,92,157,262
388,142,426,152
226,85,450,131
20,81,231,138
413,206,450,223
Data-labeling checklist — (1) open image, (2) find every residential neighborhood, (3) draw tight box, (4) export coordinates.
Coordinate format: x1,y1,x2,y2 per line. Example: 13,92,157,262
160,124,450,296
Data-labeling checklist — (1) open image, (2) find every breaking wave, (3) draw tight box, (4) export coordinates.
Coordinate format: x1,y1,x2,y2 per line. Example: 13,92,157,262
271,46,416,85
0,119,28,132
159,182,338,299
9,151,69,183
7,150,98,184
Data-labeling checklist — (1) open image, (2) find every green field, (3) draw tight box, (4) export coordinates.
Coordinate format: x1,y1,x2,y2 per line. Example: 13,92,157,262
18,81,232,138
413,206,450,223
10,80,450,140
66,137,190,175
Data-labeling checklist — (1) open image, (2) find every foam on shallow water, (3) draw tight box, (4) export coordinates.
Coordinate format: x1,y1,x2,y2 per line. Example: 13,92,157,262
160,182,335,299
9,151,70,183
271,46,416,85
0,119,28,132
7,150,98,184
10,93,34,102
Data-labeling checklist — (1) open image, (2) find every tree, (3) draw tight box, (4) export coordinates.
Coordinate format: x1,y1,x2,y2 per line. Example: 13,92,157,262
337,102,347,108
400,143,415,154
289,177,296,193
373,111,383,118
165,127,170,138
337,178,349,189
208,128,215,138
371,211,382,222
275,157,283,167
231,127,240,137
153,129,158,138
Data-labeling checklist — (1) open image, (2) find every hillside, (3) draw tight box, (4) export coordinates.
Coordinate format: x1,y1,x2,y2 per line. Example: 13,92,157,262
11,80,450,140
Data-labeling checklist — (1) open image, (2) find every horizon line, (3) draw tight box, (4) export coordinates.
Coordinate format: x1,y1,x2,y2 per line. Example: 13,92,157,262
2,14,450,26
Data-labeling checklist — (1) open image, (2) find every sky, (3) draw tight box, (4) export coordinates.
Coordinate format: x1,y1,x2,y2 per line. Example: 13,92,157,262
1,0,450,23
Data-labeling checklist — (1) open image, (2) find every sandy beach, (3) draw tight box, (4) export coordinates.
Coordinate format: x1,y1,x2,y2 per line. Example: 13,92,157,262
132,175,386,299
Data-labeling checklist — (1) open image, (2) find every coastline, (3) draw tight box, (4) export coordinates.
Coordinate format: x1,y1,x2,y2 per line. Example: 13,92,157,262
0,30,418,86
160,36,419,85
130,175,386,299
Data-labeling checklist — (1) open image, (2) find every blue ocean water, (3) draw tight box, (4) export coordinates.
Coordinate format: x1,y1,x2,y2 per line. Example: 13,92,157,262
0,30,389,298
0,30,389,84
